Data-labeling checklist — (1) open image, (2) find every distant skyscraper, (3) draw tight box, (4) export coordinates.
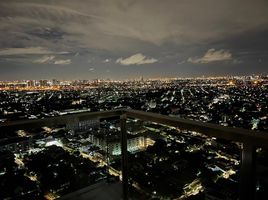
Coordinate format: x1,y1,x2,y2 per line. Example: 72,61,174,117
52,79,60,86
40,80,49,87
27,80,35,87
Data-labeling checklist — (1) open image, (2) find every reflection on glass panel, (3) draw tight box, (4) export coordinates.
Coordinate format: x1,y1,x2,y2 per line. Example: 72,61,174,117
125,120,240,199
256,148,268,200
0,118,122,200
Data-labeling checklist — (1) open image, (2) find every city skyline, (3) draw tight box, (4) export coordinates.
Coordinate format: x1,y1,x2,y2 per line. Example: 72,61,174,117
0,0,268,80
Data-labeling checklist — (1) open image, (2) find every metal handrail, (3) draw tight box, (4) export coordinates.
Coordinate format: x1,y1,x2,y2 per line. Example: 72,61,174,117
124,109,268,147
1,109,266,200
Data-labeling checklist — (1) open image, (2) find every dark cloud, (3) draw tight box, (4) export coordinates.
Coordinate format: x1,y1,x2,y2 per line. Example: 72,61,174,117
218,29,268,53
27,27,64,40
0,0,267,79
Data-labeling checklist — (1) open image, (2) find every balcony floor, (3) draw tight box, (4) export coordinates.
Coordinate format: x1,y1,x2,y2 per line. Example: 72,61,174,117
60,181,122,200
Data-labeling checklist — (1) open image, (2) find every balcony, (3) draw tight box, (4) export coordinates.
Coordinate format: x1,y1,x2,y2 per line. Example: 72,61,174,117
0,109,267,200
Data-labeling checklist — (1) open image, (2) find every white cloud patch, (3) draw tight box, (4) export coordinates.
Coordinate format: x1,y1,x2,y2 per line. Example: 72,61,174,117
103,59,110,63
177,60,185,65
58,51,70,55
188,49,232,64
232,59,243,64
0,47,54,56
89,67,95,71
116,53,158,65
54,59,71,65
34,55,72,65
34,55,55,64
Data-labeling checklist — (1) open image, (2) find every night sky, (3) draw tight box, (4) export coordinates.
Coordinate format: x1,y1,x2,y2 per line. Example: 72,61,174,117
0,0,267,80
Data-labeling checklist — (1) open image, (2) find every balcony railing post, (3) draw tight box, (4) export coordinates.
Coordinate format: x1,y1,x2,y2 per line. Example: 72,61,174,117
120,114,128,200
239,143,256,200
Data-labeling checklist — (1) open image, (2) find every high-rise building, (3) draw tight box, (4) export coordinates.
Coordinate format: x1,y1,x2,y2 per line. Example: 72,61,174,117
39,80,49,87
52,79,60,86
27,80,35,87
